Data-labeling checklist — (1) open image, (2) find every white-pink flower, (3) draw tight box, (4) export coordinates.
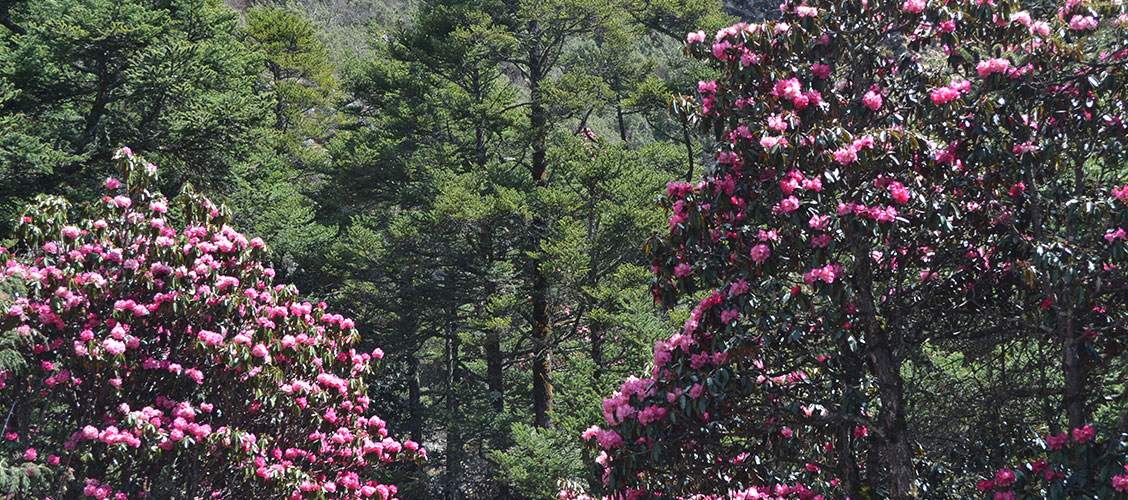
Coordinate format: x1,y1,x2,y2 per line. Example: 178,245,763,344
833,146,859,165
103,338,126,355
777,196,800,213
1069,15,1098,31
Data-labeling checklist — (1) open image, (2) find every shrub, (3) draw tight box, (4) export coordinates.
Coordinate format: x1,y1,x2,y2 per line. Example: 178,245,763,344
0,148,422,499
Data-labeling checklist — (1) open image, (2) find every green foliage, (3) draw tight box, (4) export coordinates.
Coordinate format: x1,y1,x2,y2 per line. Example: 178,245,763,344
224,6,342,288
489,423,585,500
0,0,268,232
0,460,46,497
318,1,727,497
225,156,336,284
245,6,339,146
252,0,414,61
0,0,735,496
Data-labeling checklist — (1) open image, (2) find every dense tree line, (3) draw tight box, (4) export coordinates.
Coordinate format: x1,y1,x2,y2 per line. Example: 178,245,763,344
1,0,1125,498
0,0,731,497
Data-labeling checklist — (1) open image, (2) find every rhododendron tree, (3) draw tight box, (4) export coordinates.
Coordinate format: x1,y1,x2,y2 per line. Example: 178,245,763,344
0,149,422,498
579,0,1128,498
972,425,1128,499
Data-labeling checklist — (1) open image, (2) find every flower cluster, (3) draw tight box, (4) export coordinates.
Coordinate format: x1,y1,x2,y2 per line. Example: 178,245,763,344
580,0,1128,497
978,425,1128,498
0,149,422,499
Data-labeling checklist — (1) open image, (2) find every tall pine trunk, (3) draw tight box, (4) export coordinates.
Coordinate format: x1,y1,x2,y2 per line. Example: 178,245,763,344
408,353,424,444
528,28,553,429
446,329,463,500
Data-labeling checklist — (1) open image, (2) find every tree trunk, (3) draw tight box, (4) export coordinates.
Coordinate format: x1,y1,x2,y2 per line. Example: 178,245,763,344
408,353,424,444
616,104,628,144
0,3,26,35
83,63,112,148
1062,153,1090,430
446,331,463,500
854,243,916,499
476,67,505,417
528,29,553,429
835,423,863,499
486,333,504,412
1061,313,1088,429
590,324,604,382
869,335,916,499
835,337,865,498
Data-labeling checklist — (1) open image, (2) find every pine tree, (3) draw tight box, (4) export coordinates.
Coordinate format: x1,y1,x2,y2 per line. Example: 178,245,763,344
0,0,267,234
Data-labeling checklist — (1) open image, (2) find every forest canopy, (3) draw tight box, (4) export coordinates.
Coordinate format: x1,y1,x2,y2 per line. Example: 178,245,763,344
0,0,1126,498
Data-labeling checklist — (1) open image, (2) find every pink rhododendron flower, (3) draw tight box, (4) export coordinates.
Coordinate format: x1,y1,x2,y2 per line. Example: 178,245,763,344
1030,20,1051,36
596,429,623,449
1072,424,1094,443
767,114,788,132
901,0,925,13
995,468,1015,487
1113,184,1128,202
889,181,910,204
976,57,1012,78
833,146,858,165
811,63,830,79
637,405,667,425
1113,474,1128,493
795,5,818,17
863,89,883,110
1046,432,1068,449
760,135,788,149
674,262,692,278
772,78,802,100
749,244,771,263
1105,227,1126,242
688,383,704,399
103,338,126,355
930,87,956,105
1069,15,1098,30
777,196,800,214
711,41,731,59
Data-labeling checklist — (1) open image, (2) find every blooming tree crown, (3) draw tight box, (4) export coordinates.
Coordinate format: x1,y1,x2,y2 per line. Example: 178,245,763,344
578,0,1128,498
0,148,422,499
